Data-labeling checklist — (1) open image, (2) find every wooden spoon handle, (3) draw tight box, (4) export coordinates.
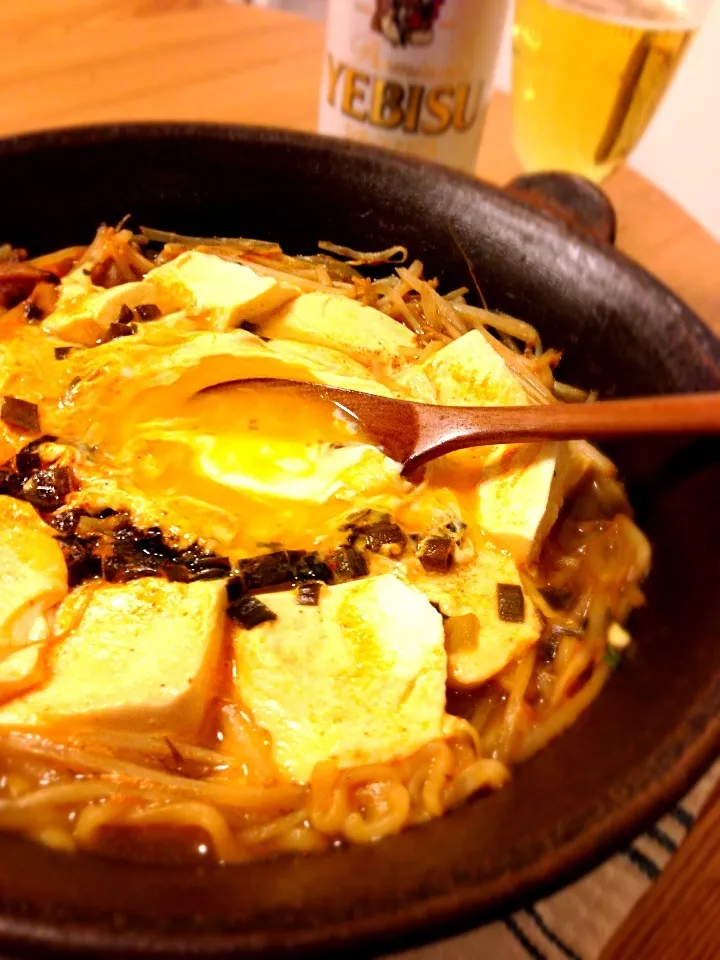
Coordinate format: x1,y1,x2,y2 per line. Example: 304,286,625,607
476,392,720,442
410,392,720,470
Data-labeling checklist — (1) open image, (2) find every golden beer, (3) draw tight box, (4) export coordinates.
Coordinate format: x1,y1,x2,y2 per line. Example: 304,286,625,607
512,0,697,181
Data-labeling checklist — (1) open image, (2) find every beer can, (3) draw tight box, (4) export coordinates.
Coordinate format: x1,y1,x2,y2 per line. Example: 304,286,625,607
318,0,509,173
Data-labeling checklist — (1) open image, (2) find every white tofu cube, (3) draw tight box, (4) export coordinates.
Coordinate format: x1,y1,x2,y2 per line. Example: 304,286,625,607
0,497,67,650
407,544,542,686
260,291,417,368
43,280,179,346
418,330,561,563
0,578,226,736
146,251,300,330
0,644,46,701
233,574,447,782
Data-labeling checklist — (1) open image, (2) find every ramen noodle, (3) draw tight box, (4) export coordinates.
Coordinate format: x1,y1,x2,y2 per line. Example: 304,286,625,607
0,225,649,863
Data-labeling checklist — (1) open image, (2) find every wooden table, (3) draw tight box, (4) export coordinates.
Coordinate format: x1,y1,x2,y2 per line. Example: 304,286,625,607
0,3,718,958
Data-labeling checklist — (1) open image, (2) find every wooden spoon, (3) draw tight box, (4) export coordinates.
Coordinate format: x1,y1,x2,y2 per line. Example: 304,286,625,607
209,378,720,477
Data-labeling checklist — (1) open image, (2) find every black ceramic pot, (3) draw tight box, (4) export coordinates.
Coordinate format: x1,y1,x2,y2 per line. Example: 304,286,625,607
0,123,717,959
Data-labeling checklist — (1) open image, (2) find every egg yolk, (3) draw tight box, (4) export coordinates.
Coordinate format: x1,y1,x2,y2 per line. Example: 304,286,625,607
102,383,401,555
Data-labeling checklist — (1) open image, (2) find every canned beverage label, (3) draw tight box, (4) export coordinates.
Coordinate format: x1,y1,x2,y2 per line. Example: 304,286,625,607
318,0,509,172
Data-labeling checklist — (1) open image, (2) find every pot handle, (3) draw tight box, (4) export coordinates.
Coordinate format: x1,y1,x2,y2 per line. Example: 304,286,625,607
505,172,617,245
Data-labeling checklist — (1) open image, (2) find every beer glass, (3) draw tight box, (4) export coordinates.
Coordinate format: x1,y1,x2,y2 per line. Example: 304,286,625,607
511,0,712,182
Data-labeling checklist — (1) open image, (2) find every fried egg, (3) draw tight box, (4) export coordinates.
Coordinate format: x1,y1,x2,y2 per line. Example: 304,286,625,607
52,330,407,554
102,380,406,554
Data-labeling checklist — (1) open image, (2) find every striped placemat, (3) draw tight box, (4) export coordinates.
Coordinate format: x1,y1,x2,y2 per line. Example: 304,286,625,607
391,761,720,960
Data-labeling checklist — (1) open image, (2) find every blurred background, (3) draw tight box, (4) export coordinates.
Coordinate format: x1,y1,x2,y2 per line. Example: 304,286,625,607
241,0,720,241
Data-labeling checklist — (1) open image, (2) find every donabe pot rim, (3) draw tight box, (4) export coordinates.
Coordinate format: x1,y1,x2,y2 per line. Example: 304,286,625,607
0,121,717,959
2,121,716,359
0,712,716,959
